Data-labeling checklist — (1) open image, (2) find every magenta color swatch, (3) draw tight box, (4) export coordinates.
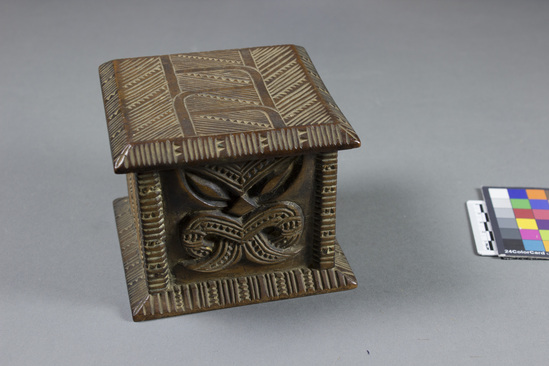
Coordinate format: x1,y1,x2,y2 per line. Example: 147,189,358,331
520,229,542,240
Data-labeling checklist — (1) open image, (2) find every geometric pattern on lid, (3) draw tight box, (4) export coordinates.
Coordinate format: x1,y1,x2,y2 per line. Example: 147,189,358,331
99,45,360,173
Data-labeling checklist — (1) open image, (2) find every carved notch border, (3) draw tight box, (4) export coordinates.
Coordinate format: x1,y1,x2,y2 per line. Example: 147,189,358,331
126,172,171,293
114,197,356,321
312,152,338,269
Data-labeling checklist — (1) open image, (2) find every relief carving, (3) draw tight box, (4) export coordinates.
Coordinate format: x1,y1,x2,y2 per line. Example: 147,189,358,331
178,157,304,272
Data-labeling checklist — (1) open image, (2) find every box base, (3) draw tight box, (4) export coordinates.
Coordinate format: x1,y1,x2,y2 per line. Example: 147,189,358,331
114,197,357,321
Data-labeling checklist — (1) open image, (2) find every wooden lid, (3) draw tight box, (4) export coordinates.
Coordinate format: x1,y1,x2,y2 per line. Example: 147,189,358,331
99,45,360,173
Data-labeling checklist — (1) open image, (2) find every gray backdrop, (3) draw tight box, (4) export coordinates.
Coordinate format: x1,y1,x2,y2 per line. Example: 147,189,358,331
2,0,549,365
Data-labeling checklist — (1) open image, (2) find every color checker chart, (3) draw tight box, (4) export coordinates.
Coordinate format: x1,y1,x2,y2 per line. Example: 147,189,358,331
480,187,549,259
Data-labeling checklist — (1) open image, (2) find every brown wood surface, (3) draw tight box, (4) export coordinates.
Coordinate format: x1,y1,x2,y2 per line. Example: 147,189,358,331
99,45,360,173
102,46,360,320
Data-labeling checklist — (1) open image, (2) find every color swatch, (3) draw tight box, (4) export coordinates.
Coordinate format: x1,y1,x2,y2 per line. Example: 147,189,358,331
482,187,549,259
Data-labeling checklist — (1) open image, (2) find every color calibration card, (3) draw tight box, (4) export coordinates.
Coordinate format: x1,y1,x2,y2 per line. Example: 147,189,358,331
474,187,549,259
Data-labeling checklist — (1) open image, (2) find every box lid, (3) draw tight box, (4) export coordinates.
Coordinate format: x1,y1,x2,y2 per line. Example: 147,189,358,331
99,45,360,173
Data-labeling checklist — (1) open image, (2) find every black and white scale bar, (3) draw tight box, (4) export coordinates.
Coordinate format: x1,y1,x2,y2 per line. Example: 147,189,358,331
467,200,498,256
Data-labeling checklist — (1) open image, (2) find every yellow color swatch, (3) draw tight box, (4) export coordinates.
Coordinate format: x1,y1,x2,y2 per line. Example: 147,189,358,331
516,218,538,230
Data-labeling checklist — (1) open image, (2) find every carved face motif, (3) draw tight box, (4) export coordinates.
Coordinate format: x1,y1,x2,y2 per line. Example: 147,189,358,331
178,157,304,272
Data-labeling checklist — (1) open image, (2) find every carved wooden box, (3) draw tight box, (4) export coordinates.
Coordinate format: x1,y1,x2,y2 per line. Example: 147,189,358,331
99,45,361,321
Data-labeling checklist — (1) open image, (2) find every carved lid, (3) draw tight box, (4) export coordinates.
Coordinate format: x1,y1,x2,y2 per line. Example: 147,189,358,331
99,45,360,174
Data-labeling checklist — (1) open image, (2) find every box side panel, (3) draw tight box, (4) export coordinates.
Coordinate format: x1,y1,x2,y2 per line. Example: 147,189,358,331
159,154,316,283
